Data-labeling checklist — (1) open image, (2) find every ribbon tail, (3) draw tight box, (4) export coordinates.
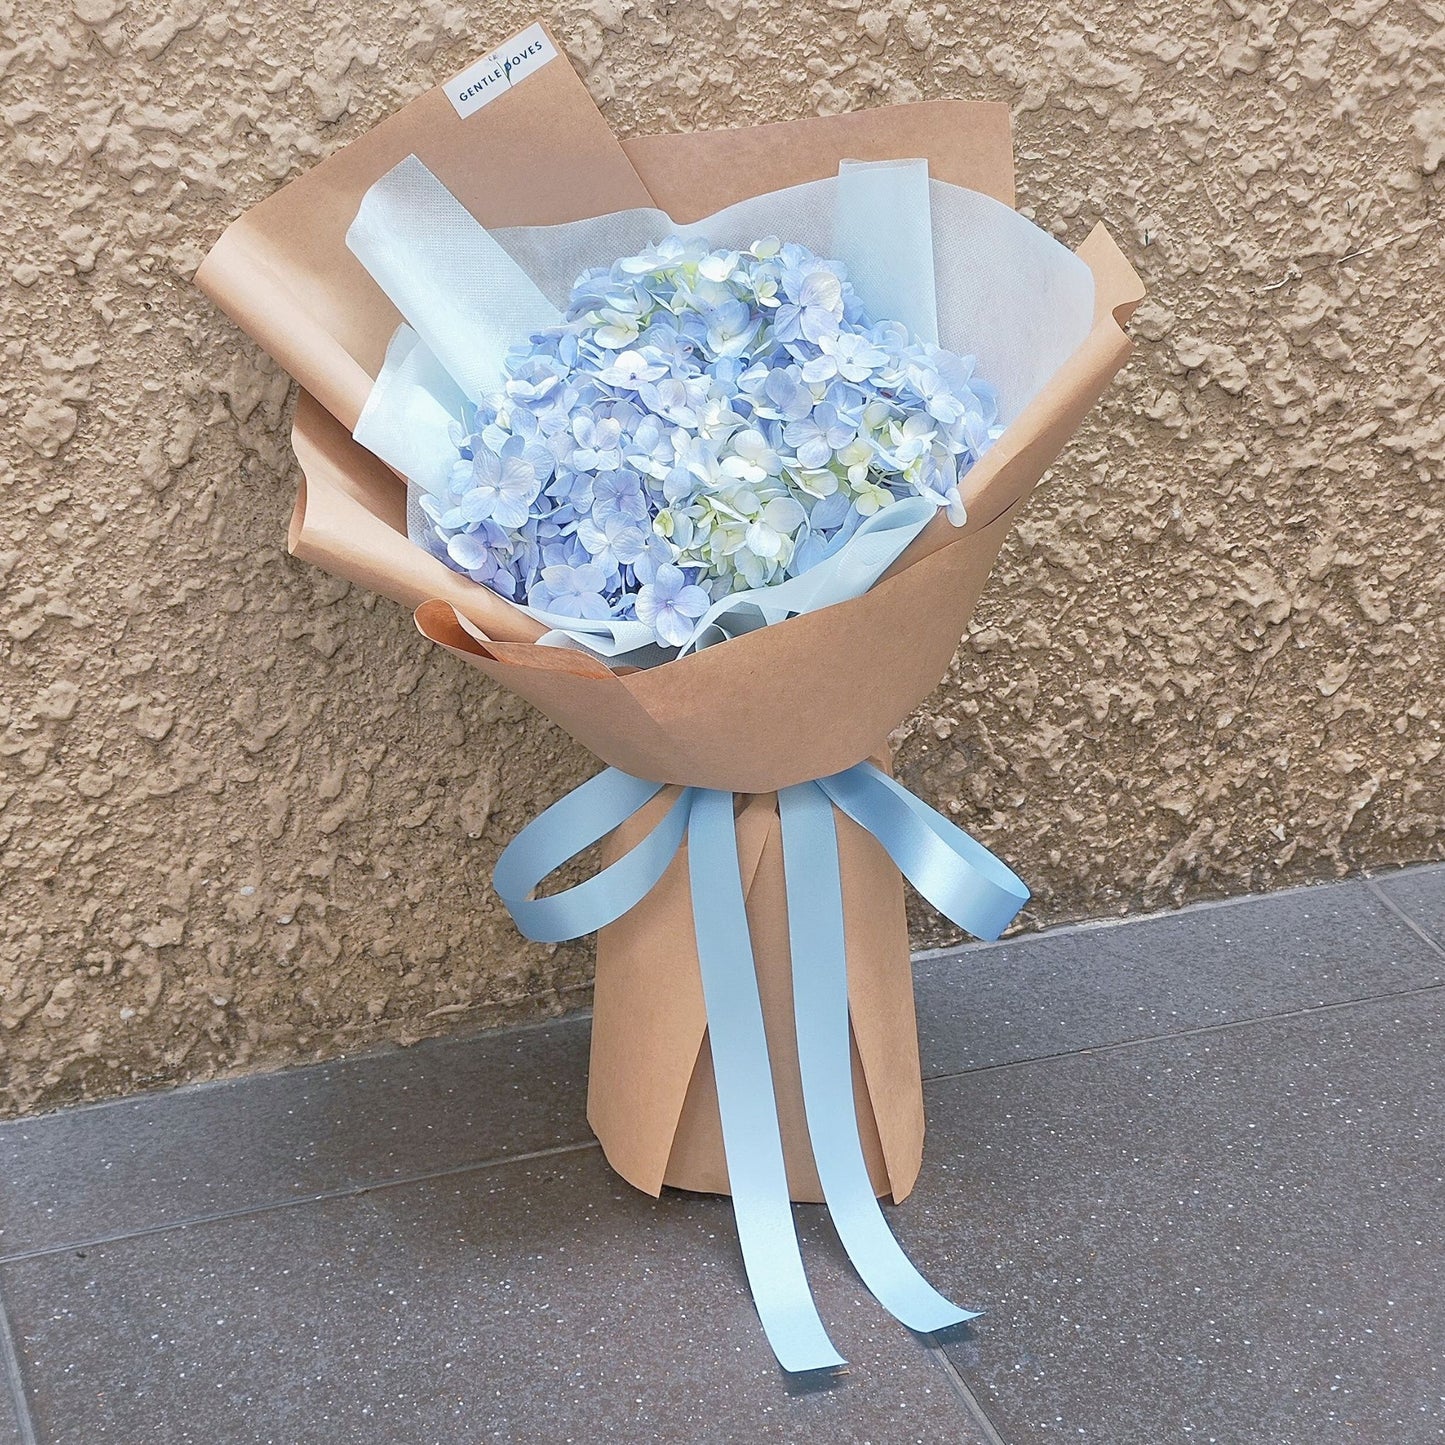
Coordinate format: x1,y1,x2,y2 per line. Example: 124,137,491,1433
687,788,846,1374
779,783,979,1333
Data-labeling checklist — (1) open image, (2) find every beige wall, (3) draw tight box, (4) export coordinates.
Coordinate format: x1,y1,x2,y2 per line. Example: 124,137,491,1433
2,0,1441,1114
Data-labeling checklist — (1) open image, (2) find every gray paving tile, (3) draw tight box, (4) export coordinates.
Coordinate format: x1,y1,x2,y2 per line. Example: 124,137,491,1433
1373,861,1445,953
0,1288,31,1445
0,1396,23,1445
2,1148,990,1445
0,1383,24,1445
9,873,1439,1265
915,878,1444,1076
898,989,1444,1444
0,1020,591,1260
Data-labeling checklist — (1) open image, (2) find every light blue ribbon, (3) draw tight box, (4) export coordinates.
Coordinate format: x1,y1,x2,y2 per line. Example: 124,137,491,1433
493,761,1029,1372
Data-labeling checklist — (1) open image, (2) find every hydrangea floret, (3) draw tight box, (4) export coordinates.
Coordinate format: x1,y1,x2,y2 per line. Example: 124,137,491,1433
421,236,1002,649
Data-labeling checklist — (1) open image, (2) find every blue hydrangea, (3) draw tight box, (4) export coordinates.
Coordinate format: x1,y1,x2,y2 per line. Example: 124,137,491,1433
423,236,1002,649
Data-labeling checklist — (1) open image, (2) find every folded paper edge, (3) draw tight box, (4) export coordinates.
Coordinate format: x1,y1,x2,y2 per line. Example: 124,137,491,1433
620,99,1016,216
414,598,616,680
289,392,548,645
197,225,376,433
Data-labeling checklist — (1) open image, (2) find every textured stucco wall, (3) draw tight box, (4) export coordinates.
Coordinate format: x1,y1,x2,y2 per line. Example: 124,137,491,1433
2,0,1441,1114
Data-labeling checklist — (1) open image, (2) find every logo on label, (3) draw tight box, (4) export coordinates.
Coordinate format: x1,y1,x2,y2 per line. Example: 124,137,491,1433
444,24,558,119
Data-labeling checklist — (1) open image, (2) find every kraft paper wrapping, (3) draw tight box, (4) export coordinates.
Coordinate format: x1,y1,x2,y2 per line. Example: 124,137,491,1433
196,24,1143,1204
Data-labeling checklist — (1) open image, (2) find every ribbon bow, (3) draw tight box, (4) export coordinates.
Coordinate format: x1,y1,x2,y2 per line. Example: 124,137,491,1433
494,761,1029,1373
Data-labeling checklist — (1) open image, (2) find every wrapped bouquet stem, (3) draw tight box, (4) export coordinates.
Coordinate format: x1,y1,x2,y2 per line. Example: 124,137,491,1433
198,21,1143,1374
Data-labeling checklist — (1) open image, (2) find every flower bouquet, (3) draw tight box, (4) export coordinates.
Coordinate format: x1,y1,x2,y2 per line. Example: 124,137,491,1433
197,20,1143,1373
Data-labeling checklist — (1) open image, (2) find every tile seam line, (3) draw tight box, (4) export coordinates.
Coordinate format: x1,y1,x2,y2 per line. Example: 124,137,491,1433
0,1011,599,1126
1362,874,1445,961
0,1138,602,1267
7,982,1441,1266
0,1278,38,1445
8,866,1439,1131
911,863,1443,963
921,977,1444,1084
918,1332,1010,1445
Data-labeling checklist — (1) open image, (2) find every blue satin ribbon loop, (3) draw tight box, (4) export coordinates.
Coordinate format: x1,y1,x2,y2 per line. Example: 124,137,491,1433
492,759,1028,1372
818,763,1029,943
493,768,686,944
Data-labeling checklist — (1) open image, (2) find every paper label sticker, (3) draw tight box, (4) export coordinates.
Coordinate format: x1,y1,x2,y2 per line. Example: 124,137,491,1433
444,24,558,119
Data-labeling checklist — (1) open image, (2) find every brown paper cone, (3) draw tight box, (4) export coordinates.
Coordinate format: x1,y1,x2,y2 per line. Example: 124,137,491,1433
585,771,916,1205
194,28,1143,1203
